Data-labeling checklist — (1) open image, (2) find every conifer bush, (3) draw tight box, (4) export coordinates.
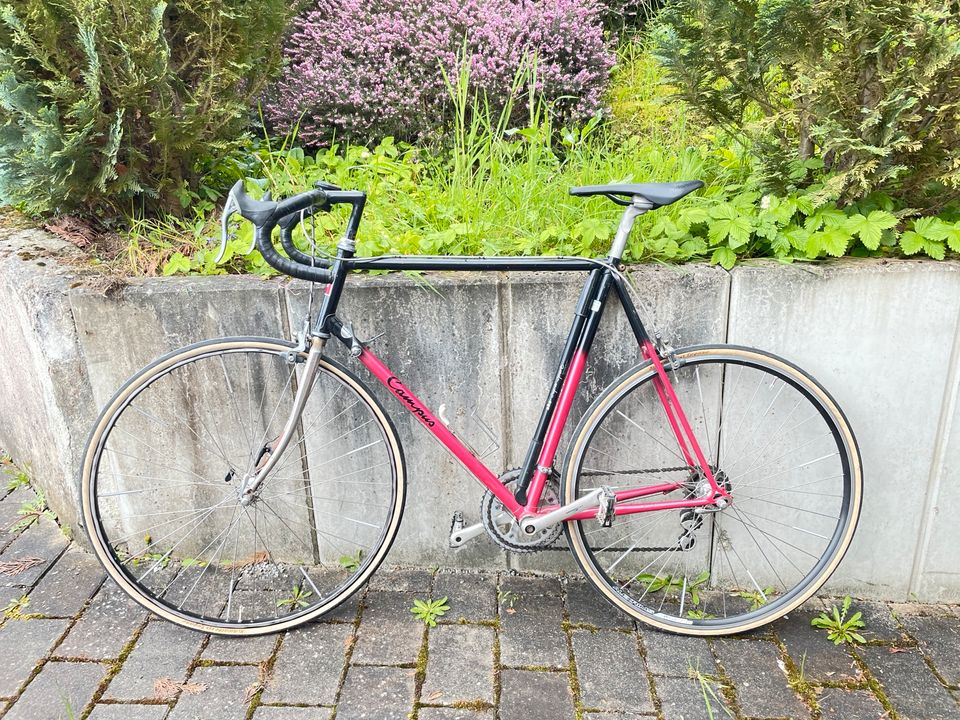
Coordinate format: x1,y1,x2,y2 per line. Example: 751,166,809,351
0,0,292,217
655,0,960,213
265,0,615,146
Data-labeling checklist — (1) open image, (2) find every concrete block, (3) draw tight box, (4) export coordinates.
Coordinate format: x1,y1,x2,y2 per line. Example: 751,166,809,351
286,273,508,568
728,259,960,599
0,229,97,535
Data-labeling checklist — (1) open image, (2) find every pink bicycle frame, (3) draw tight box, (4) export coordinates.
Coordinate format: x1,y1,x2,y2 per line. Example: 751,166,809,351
337,268,729,523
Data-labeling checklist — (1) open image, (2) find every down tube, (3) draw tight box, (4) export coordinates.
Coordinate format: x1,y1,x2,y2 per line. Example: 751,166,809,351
353,346,525,516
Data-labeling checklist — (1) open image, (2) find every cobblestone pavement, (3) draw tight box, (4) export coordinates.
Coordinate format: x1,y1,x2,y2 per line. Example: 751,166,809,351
2,485,960,720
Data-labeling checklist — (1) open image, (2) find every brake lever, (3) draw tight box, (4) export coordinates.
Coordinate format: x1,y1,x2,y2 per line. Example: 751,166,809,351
218,188,273,262
216,191,239,264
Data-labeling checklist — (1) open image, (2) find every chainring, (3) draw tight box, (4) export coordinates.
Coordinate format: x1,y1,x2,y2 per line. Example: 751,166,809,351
480,468,563,553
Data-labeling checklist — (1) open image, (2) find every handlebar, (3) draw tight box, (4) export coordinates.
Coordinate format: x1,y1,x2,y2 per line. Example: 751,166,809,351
219,180,367,284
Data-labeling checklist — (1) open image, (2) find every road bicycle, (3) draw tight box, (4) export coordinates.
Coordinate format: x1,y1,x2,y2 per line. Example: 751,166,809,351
80,178,862,637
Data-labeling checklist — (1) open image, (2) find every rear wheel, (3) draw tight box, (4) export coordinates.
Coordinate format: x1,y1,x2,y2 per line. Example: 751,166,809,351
563,345,861,635
81,337,405,635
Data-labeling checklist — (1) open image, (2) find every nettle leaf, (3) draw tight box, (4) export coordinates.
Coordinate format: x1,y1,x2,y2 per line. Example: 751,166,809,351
899,230,925,255
846,210,898,250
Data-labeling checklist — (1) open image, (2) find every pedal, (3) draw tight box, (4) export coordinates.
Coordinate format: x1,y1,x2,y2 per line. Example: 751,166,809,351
449,511,486,548
596,486,616,527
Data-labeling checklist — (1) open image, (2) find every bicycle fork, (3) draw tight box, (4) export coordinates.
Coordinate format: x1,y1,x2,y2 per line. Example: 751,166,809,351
237,336,327,505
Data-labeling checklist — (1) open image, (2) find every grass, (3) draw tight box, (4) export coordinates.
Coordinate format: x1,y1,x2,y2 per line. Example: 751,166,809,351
116,41,747,277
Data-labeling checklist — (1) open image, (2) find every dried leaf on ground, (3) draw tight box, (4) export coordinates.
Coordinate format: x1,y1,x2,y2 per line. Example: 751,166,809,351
153,677,208,700
44,216,99,249
0,557,43,576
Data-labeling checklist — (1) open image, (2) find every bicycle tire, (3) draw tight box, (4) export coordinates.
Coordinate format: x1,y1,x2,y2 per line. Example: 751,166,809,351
563,344,862,635
80,337,406,635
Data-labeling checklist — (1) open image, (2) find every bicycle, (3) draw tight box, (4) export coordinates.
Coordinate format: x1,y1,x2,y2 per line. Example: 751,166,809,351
79,178,862,637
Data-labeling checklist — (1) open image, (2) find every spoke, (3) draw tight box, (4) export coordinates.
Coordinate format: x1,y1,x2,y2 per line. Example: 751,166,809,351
614,410,686,464
127,404,236,470
695,365,714,463
726,507,788,590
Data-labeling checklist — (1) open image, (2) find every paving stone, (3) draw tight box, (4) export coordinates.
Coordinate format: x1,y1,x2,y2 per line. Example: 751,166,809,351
655,676,729,720
167,664,258,720
640,628,714,677
0,487,37,550
817,688,887,720
3,660,107,720
336,665,414,720
572,630,653,713
261,623,351,705
418,708,494,720
499,669,574,720
0,618,70,697
433,572,496,623
566,580,633,629
203,633,278,664
0,518,69,589
368,568,433,592
351,590,423,666
773,607,860,682
252,706,333,720
87,703,170,720
713,639,808,719
500,591,568,669
858,645,960,720
499,574,564,599
583,713,652,719
852,600,904,643
422,624,495,705
103,620,204,700
25,546,105,617
55,584,147,659
900,615,960,685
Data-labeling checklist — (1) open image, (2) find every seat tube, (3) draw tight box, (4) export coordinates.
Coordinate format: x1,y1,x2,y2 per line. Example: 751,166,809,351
522,270,615,514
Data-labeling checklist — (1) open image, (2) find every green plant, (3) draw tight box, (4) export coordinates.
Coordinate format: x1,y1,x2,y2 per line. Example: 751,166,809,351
811,595,866,645
688,659,734,719
734,585,776,611
2,594,31,619
10,489,56,532
655,0,960,213
277,584,313,610
635,570,710,604
497,589,520,610
337,549,364,573
410,596,450,627
0,0,293,217
1,456,29,491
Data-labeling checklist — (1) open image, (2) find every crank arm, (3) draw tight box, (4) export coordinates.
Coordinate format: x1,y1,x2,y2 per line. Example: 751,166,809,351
519,487,605,535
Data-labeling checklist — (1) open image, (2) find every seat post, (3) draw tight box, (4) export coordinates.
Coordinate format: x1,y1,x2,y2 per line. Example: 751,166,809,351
609,196,653,262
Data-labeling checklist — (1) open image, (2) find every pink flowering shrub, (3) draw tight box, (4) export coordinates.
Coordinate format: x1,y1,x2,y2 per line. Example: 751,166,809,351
265,0,614,145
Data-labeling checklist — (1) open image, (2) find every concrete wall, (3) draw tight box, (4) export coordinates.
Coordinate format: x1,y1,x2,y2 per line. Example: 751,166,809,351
1,227,958,600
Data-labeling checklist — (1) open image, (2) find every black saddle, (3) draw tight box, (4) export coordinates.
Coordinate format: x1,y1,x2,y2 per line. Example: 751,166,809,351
570,181,704,208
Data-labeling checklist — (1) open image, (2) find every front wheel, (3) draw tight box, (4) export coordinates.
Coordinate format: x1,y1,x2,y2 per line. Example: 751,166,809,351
80,337,405,635
563,345,862,635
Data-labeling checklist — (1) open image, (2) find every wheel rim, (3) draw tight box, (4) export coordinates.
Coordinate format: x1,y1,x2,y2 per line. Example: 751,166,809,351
566,349,859,632
87,344,401,630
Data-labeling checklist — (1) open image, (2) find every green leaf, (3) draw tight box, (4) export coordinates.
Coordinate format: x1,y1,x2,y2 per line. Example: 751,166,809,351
846,210,898,250
924,240,945,260
162,252,191,276
900,231,925,255
710,246,737,270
